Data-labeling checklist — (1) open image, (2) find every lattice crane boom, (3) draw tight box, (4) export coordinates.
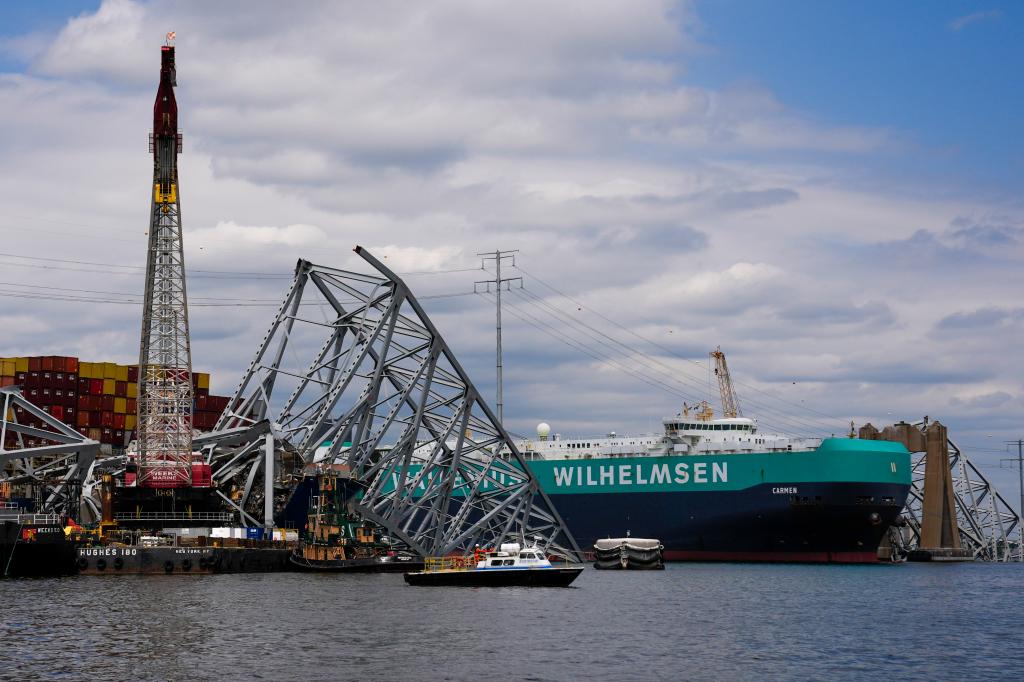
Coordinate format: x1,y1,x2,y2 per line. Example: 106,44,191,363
711,346,742,419
136,37,193,488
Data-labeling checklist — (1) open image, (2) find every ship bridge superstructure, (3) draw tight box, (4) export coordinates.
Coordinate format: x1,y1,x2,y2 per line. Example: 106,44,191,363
517,416,820,460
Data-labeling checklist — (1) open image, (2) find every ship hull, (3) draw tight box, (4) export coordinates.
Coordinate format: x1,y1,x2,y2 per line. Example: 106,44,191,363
548,482,908,563
76,546,294,575
1,521,77,578
404,566,583,587
527,438,912,564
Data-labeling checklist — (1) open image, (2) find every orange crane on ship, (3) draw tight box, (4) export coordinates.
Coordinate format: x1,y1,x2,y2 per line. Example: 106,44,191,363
711,346,742,419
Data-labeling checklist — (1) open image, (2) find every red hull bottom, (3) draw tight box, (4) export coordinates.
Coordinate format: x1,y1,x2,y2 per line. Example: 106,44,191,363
663,550,880,564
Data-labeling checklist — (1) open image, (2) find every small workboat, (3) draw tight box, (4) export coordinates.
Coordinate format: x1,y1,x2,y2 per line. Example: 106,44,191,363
404,541,584,587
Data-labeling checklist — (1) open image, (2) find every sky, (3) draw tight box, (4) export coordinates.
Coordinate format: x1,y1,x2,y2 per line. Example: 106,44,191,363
0,1,1021,499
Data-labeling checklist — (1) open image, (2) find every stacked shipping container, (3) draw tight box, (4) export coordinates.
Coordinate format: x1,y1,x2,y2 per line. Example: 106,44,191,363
0,356,233,450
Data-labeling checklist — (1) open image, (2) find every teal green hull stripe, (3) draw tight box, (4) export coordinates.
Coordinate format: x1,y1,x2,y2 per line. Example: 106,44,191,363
372,438,911,497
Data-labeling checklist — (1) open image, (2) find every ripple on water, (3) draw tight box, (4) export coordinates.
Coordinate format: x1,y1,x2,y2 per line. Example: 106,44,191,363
1,563,1022,681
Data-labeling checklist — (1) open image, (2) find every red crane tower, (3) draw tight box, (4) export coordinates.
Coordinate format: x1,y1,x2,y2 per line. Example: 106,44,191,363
136,34,194,488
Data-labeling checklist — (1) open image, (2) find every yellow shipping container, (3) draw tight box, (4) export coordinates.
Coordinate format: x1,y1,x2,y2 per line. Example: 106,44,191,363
197,373,210,390
116,365,129,382
78,362,93,379
102,379,116,395
15,357,29,373
126,414,137,430
0,359,15,377
114,397,127,414
102,362,118,380
127,382,138,398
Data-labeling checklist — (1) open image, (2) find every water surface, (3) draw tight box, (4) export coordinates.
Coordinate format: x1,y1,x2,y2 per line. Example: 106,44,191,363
2,563,1021,680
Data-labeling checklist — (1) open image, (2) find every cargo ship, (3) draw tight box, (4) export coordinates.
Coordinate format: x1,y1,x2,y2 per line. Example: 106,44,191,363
514,414,912,563
0,355,233,453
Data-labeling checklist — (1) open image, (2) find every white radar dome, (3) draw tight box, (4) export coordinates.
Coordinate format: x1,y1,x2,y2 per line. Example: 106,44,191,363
536,422,551,438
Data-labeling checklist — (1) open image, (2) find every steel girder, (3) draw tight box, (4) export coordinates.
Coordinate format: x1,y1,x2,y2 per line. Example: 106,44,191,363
199,247,582,559
0,387,100,519
888,425,1022,561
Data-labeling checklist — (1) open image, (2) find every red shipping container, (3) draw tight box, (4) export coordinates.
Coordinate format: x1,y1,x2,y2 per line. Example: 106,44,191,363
101,427,113,444
28,357,41,372
41,356,54,372
195,387,209,399
66,357,78,373
115,381,127,397
66,390,76,407
0,377,13,388
78,377,89,392
101,395,115,411
49,405,63,421
77,427,88,437
113,413,126,429
65,374,76,390
27,372,40,388
76,412,89,428
54,372,64,384
64,407,75,423
100,412,113,427
16,372,26,384
90,379,103,395
190,463,212,487
196,394,208,410
54,357,67,372
54,389,64,402
114,429,125,444
127,366,138,382
127,398,137,413
78,394,89,410
90,411,101,427
41,388,52,402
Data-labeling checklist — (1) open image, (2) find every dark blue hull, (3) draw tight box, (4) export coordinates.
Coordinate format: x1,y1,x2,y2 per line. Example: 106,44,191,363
550,481,909,563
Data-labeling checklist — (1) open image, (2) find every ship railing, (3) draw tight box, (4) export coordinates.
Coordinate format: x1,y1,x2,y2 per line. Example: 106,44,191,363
113,511,236,522
423,556,477,572
5,513,62,525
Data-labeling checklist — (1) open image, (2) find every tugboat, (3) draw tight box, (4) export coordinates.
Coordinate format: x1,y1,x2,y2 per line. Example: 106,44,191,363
290,469,422,573
403,540,584,587
1,502,78,578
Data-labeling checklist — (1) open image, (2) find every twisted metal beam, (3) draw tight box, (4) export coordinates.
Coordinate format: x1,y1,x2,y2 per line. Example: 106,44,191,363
202,248,581,558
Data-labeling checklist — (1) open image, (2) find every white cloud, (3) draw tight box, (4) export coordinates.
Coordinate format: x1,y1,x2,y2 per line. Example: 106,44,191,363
0,0,1020,495
949,9,1002,31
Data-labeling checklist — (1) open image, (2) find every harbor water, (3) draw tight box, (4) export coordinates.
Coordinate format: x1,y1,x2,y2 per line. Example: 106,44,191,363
2,562,1022,680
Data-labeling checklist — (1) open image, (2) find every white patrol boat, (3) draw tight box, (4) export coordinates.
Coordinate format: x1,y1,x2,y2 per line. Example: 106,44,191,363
403,540,584,587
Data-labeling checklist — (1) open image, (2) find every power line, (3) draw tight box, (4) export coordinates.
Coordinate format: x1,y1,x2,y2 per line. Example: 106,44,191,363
513,263,848,428
508,286,830,436
0,250,484,280
0,283,477,308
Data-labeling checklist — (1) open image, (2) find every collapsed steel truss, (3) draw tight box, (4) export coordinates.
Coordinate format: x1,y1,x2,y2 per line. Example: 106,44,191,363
889,426,1022,561
0,387,99,518
195,248,581,558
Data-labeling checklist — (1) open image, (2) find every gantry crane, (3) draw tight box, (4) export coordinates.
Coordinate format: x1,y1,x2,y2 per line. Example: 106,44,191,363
710,346,742,419
136,34,194,488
